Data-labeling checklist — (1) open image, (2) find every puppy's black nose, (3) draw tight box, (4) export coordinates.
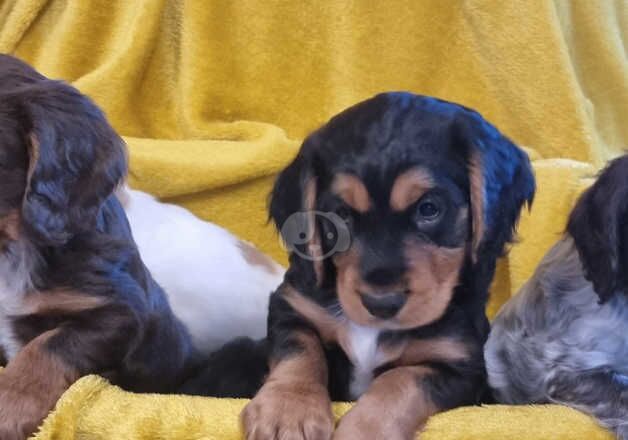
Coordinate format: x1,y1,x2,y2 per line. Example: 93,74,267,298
362,266,405,286
360,292,407,319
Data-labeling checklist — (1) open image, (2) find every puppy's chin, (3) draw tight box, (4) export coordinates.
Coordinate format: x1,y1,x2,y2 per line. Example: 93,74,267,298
335,288,384,328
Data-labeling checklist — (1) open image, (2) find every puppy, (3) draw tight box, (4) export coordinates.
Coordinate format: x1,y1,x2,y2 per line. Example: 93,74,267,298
485,155,628,439
241,92,535,439
120,187,284,355
0,55,195,439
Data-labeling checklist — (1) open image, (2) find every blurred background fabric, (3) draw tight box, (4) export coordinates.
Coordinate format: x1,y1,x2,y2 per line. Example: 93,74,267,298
1,0,626,438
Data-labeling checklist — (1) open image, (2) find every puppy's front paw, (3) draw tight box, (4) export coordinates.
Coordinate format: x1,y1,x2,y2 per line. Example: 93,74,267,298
242,380,334,440
0,379,50,440
334,407,410,440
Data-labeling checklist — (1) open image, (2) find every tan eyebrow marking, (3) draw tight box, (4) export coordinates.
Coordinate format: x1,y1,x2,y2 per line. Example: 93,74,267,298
331,173,372,213
389,168,434,211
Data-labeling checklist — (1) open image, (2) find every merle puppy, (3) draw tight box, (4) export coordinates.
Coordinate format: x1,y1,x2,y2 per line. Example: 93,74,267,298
485,155,628,439
0,55,195,439
228,92,534,440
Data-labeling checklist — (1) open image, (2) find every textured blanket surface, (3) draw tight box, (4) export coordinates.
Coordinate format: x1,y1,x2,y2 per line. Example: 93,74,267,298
30,375,613,440
0,0,626,438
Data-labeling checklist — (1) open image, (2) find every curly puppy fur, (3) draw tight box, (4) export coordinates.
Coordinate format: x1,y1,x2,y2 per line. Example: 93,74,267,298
0,55,196,439
485,155,628,439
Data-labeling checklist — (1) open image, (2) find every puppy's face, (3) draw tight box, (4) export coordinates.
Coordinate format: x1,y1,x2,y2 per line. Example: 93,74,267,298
568,155,628,301
318,165,469,329
0,55,126,249
272,93,534,330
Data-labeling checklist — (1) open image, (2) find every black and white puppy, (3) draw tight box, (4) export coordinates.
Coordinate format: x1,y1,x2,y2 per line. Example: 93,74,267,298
485,155,628,439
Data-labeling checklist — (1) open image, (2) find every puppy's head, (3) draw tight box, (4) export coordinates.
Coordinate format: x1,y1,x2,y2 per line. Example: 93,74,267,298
271,92,534,329
567,155,628,302
0,55,126,248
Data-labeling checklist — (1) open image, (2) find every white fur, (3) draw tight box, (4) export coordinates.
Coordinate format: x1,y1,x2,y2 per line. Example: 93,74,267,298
122,187,284,355
0,242,35,361
345,322,384,399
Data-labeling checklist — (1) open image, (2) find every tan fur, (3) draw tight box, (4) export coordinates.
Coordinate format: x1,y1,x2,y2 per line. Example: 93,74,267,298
25,134,40,192
391,337,470,367
237,240,282,275
0,330,80,439
0,210,21,243
334,245,379,326
283,284,470,373
282,285,343,344
271,332,328,384
23,290,109,315
304,177,324,285
332,173,372,213
334,241,465,329
400,242,465,328
241,330,333,440
390,167,434,212
334,366,437,439
283,284,374,364
468,152,485,260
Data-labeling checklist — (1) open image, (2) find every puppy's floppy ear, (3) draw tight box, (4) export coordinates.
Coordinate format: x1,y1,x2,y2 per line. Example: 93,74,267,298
456,109,535,287
20,80,127,246
567,156,628,302
269,139,324,287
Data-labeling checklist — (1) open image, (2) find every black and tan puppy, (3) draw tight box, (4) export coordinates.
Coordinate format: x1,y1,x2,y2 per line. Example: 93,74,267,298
240,92,535,439
0,55,195,439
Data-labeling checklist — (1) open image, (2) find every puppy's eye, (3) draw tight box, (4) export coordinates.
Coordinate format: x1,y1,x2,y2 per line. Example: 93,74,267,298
417,199,441,220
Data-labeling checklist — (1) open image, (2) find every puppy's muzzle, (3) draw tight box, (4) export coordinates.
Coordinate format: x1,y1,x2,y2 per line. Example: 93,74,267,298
360,291,407,319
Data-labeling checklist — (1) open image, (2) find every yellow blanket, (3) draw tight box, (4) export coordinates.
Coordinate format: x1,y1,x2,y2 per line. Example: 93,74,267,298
0,0,626,438
30,376,612,440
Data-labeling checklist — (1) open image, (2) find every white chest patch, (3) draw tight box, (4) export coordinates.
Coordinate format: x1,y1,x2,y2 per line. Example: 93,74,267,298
345,323,384,400
0,247,33,361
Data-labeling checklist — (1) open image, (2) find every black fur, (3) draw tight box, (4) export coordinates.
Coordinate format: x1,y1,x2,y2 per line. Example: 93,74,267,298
568,155,628,302
186,92,534,413
180,338,268,398
0,55,198,438
2,60,126,247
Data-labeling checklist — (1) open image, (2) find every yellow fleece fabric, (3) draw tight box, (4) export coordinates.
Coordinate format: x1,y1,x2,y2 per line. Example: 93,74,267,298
0,0,626,438
29,375,613,440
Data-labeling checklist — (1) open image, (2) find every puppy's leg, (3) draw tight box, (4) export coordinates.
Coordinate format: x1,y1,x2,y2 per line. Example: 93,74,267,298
333,366,434,440
0,298,139,440
242,292,333,440
0,330,79,440
547,371,628,439
334,364,481,440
